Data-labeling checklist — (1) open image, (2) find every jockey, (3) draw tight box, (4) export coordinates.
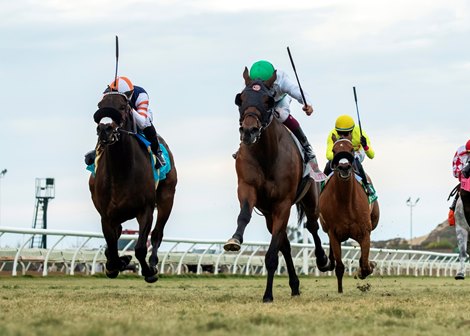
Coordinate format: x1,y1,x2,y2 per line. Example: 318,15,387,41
85,76,166,169
235,60,323,176
448,140,470,224
324,114,375,195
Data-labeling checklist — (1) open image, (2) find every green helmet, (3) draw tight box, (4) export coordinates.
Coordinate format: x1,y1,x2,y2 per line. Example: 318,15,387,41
249,60,275,81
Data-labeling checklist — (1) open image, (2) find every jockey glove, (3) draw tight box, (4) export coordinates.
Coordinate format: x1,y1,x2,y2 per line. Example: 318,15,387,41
360,135,369,151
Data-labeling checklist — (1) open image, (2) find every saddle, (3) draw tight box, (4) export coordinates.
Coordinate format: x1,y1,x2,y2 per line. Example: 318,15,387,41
86,134,171,184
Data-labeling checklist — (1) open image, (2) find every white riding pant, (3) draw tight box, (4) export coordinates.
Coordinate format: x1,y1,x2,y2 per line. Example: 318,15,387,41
455,197,469,274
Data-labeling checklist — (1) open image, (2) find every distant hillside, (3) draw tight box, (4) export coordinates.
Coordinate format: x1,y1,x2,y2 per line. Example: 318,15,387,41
371,219,458,252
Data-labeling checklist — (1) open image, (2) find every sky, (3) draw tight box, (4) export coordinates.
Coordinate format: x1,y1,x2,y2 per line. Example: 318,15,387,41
0,0,469,248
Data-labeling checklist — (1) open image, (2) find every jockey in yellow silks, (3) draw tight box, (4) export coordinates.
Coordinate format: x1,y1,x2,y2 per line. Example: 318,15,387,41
324,114,375,195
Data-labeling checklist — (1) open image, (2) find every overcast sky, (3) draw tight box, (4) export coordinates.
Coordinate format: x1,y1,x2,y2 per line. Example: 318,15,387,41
0,0,469,247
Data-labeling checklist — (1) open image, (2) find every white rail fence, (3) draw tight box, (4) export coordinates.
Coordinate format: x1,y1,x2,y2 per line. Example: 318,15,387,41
0,226,464,277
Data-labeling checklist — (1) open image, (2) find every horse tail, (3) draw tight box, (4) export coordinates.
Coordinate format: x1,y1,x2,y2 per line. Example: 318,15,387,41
295,203,306,227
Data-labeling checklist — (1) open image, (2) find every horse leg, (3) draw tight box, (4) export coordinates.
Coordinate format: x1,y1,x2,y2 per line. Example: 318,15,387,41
149,186,176,273
135,208,158,283
263,204,290,303
356,234,374,280
101,220,124,278
278,231,300,297
329,235,344,293
305,219,334,272
224,190,255,251
455,224,468,279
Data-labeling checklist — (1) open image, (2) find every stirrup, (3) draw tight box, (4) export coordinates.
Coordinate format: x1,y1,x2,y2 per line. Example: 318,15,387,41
84,150,96,165
155,152,166,169
364,183,374,196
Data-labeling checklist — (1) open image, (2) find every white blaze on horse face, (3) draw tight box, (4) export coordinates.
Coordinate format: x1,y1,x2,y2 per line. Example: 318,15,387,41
339,158,349,165
99,117,113,125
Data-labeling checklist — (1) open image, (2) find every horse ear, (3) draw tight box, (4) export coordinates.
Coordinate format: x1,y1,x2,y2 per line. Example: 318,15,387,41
264,70,277,88
243,67,250,85
332,133,337,143
235,93,242,106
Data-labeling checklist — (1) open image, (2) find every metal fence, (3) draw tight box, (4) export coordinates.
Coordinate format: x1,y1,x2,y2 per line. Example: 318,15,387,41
0,226,464,277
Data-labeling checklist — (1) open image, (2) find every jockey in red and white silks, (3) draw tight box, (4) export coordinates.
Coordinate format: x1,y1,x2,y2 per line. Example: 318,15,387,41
452,140,470,181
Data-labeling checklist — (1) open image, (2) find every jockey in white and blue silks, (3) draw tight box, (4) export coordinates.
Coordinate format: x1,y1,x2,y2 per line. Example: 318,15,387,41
85,76,166,169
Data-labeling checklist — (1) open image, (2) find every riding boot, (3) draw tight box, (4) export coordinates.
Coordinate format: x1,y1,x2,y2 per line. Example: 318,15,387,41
142,125,166,169
84,150,96,165
291,126,316,163
354,158,373,195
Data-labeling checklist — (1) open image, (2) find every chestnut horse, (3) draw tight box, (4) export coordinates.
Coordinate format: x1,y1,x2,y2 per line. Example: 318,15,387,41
224,68,331,302
319,138,379,293
89,91,177,283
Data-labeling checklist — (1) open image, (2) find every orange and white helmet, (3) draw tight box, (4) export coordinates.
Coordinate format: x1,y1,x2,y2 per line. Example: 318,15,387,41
108,76,134,93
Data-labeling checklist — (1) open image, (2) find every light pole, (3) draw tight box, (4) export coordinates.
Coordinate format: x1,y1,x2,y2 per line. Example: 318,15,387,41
0,169,7,226
406,197,420,248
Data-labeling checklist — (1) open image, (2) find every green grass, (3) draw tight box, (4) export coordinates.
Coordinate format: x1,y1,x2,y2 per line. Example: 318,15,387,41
1,275,470,335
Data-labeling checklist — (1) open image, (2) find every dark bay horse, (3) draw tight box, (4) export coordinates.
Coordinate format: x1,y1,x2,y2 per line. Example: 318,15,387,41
89,91,177,283
319,138,379,293
224,68,331,302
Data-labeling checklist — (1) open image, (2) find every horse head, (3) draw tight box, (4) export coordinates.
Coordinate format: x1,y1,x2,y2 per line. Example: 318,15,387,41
93,92,132,145
235,67,276,145
331,136,355,179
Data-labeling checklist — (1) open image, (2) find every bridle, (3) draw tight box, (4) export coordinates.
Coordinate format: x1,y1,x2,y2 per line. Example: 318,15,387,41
331,139,355,178
236,80,275,142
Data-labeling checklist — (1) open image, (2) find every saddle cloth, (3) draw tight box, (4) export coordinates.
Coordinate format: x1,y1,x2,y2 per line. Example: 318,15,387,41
321,172,378,204
86,133,171,183
461,177,470,192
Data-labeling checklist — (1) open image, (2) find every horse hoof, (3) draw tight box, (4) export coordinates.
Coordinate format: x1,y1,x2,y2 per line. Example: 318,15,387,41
262,297,274,303
106,269,119,279
145,275,159,283
317,257,333,272
455,273,465,280
120,255,132,266
224,238,241,252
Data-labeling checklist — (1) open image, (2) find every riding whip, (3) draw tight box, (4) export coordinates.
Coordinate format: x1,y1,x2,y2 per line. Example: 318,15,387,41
114,35,119,88
352,86,363,137
287,46,307,108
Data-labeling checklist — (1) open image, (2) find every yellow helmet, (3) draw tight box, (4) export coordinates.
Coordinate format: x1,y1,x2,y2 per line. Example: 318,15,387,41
335,115,355,132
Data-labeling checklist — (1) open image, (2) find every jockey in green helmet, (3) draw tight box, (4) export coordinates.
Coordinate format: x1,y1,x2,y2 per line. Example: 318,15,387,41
241,60,325,181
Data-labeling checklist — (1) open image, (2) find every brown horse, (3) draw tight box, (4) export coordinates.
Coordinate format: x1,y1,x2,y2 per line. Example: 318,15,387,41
224,68,331,302
319,137,379,293
89,91,177,283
